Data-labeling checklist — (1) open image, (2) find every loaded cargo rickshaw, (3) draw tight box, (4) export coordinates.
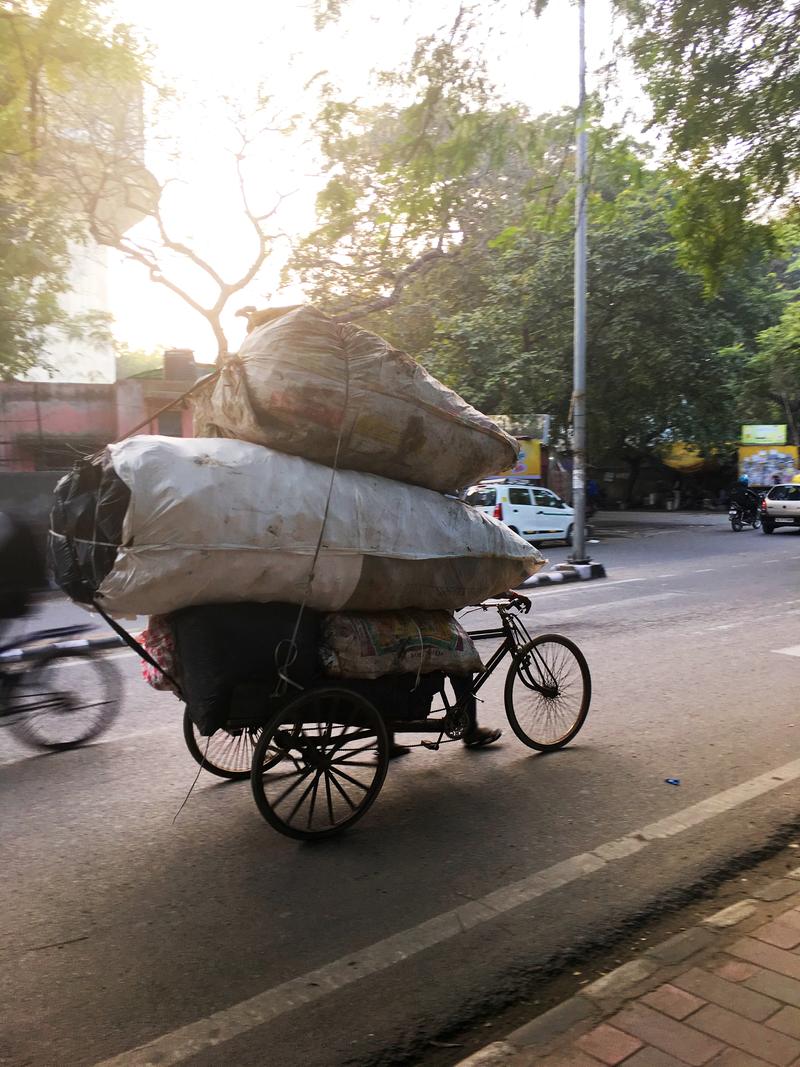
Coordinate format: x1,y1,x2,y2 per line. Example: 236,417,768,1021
48,305,592,841
165,590,591,840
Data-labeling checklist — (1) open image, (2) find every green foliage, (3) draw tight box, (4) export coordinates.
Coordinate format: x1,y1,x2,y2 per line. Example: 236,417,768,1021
0,0,146,377
289,10,791,477
115,343,164,380
615,0,800,288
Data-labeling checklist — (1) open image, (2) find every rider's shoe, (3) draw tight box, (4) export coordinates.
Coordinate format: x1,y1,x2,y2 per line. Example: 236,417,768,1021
462,726,502,748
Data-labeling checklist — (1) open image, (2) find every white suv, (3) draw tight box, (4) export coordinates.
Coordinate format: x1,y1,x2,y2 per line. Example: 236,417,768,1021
465,481,576,545
761,484,800,534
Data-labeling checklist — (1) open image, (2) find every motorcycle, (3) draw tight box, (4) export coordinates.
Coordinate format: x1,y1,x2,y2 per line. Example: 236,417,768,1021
728,500,761,531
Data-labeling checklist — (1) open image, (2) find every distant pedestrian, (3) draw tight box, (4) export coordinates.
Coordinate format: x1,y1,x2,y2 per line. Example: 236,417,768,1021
772,472,782,486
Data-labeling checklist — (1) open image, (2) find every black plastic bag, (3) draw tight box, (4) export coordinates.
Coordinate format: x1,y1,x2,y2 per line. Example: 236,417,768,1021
48,452,130,604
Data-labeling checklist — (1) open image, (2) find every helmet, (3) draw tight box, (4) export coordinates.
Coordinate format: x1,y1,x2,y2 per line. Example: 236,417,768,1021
738,474,749,486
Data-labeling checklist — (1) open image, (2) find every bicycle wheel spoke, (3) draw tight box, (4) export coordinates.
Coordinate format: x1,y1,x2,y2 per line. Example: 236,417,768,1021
324,769,336,825
330,741,377,764
328,764,371,792
269,764,315,808
285,771,322,825
327,768,358,810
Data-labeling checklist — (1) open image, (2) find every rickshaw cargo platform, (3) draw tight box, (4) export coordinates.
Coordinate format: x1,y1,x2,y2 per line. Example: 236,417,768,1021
49,436,544,617
192,304,519,494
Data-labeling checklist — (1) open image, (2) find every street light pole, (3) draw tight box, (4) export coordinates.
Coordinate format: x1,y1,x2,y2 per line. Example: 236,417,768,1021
569,0,589,564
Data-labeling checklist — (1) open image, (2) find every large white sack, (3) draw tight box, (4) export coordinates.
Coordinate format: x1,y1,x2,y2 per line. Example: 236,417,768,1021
192,305,519,494
96,436,544,616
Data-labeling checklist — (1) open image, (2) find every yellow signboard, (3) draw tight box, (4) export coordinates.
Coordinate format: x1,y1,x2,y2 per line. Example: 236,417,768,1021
499,439,542,479
738,444,799,484
662,442,706,472
741,424,787,445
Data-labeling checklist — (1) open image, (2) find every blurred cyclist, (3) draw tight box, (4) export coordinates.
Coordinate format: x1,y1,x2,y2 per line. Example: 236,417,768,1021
0,512,45,622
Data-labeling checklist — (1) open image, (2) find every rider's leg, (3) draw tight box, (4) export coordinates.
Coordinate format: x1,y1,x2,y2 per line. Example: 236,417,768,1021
451,675,502,748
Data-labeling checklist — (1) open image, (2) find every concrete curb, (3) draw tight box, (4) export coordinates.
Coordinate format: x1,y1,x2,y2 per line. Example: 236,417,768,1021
525,562,607,588
454,873,800,1066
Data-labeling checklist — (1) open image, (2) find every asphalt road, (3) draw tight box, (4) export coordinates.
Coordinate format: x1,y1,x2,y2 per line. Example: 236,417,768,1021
2,512,800,1067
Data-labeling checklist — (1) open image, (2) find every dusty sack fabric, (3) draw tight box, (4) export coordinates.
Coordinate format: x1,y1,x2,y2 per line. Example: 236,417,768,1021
320,610,484,680
80,436,543,616
192,305,518,493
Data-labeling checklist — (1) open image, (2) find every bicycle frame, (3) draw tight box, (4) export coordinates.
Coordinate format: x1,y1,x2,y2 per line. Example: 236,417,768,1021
468,605,530,697
0,624,122,664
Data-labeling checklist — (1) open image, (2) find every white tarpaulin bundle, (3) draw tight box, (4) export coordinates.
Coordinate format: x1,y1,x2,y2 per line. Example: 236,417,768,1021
192,305,518,494
94,436,544,617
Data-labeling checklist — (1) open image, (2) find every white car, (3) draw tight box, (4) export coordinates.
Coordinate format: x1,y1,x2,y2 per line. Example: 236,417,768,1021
465,480,576,545
761,484,800,534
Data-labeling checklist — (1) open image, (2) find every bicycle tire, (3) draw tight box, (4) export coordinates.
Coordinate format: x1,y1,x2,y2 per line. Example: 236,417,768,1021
251,687,389,840
504,634,591,751
182,709,261,780
5,651,121,751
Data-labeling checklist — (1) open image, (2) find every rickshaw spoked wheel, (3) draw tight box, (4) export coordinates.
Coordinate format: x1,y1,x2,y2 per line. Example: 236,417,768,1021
182,708,262,780
250,687,389,840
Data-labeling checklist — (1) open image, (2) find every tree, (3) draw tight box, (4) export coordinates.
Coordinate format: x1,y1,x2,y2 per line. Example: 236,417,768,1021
409,161,783,498
614,0,800,288
743,301,800,447
288,12,571,324
0,0,146,377
73,88,298,362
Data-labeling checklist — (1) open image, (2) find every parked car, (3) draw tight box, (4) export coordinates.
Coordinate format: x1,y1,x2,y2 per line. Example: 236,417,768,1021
760,483,800,534
464,481,577,545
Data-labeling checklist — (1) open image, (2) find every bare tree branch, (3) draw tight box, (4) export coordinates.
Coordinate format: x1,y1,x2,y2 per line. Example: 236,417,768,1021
331,247,450,321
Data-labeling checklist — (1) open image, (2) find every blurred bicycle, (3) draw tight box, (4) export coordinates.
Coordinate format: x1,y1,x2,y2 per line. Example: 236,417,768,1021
0,511,122,751
0,624,121,750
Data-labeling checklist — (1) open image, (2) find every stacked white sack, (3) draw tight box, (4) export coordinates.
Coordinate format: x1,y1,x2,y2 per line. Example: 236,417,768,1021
96,436,544,617
193,305,519,493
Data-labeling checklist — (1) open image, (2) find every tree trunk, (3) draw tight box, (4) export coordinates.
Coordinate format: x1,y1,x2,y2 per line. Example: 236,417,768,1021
624,455,642,506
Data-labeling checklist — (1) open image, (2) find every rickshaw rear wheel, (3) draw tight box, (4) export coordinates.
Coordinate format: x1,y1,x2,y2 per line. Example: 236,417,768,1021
182,708,261,780
504,634,591,751
251,687,389,840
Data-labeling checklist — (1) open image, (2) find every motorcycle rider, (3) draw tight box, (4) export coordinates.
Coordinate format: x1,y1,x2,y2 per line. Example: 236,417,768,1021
729,475,761,523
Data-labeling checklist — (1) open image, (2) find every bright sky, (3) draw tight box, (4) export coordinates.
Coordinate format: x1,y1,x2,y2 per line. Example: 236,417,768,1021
106,0,632,366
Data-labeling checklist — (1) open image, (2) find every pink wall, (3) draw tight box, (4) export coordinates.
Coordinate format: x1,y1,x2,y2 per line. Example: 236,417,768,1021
0,377,199,470
0,382,117,470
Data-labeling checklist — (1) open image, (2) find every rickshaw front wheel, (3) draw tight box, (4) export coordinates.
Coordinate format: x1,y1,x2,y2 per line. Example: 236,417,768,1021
504,634,591,751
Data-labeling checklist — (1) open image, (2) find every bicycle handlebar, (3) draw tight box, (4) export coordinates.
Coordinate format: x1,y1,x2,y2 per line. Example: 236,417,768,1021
478,591,532,614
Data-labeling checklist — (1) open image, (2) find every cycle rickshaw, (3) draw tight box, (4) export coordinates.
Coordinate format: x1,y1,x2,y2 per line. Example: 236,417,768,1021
180,592,591,841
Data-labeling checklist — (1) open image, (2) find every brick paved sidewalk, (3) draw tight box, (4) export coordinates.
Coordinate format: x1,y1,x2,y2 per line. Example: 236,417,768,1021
459,869,800,1067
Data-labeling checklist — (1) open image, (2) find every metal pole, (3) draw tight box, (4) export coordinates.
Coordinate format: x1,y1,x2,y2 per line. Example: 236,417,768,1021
569,0,589,564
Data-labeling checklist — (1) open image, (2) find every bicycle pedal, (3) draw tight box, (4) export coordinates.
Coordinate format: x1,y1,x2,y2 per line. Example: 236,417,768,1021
420,740,439,751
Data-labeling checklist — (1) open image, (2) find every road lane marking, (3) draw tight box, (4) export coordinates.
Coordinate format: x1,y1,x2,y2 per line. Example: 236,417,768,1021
693,609,800,635
93,755,800,1067
542,592,683,617
774,646,800,658
693,568,715,573
656,573,678,578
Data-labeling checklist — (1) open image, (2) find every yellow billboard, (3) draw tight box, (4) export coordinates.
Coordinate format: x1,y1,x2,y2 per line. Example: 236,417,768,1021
499,439,542,478
741,424,787,445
